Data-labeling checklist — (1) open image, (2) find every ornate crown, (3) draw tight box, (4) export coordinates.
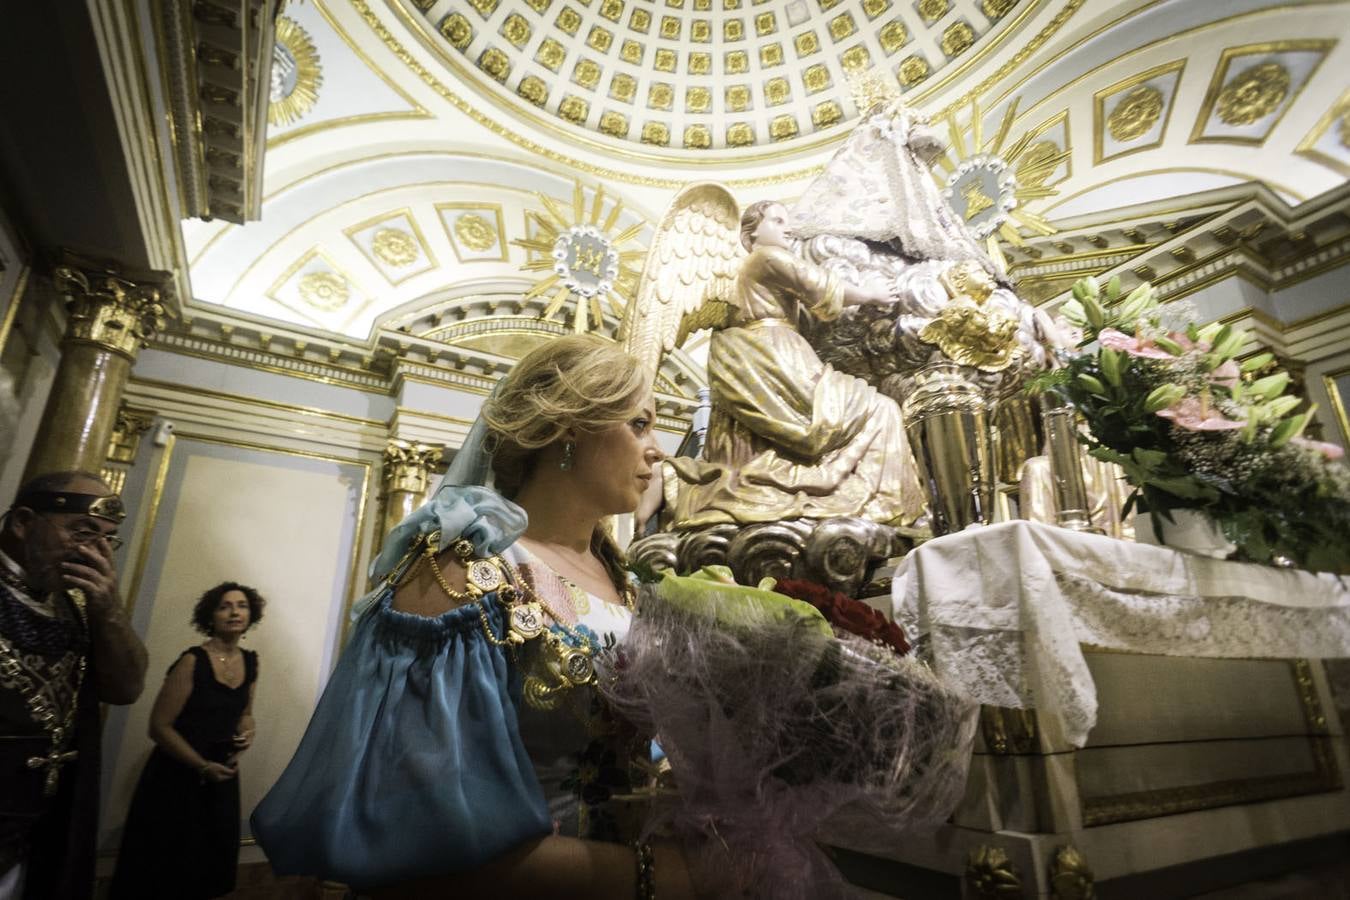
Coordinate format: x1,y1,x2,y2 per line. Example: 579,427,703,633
847,67,902,117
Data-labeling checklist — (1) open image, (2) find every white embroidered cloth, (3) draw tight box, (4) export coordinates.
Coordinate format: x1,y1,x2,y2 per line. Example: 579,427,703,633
891,520,1350,747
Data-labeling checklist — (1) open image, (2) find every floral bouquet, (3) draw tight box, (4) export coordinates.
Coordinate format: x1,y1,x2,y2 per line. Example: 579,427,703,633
603,568,976,900
1031,275,1349,572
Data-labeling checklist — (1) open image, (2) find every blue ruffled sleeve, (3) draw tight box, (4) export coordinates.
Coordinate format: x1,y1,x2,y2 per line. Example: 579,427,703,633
251,488,549,889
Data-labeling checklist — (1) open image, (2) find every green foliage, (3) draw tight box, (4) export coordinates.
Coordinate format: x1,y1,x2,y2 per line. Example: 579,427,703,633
1053,276,1350,574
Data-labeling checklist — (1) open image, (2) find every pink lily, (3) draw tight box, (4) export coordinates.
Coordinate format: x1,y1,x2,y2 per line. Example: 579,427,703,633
1156,396,1245,431
1097,328,1175,359
1208,359,1240,389
1291,436,1345,461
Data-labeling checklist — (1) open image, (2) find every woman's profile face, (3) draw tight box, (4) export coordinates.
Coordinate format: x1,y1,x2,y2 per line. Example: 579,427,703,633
212,589,252,637
570,398,665,516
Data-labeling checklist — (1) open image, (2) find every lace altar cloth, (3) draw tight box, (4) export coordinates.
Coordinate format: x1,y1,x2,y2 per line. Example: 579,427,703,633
891,521,1350,748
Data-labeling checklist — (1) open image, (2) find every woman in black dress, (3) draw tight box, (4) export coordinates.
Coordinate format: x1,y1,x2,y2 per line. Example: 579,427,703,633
109,582,264,899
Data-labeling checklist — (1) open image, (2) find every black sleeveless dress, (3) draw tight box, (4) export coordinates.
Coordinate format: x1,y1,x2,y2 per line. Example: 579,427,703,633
109,646,258,899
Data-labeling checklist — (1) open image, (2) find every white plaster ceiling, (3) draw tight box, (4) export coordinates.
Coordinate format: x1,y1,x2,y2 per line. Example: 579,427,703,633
184,0,1350,351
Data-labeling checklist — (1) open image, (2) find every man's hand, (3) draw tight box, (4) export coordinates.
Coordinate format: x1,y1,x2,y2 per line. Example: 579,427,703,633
62,540,120,614
71,536,148,704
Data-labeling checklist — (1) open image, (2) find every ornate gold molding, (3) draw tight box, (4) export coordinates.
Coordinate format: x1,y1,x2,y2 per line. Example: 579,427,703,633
1092,59,1186,165
965,845,1024,898
382,439,442,496
54,265,167,360
1188,40,1334,147
1048,845,1094,900
106,406,156,465
1322,367,1350,446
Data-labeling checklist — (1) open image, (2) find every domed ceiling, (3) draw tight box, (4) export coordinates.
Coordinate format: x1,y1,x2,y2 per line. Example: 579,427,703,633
406,0,1027,154
182,0,1350,372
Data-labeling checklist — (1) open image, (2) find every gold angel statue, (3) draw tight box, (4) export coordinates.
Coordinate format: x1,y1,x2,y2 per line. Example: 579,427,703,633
622,184,926,531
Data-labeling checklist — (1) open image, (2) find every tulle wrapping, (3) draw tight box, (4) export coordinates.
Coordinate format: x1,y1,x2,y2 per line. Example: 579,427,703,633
602,575,979,899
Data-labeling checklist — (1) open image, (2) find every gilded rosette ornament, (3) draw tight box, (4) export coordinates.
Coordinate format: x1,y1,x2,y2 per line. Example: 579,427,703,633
372,228,419,267
54,266,166,360
1216,62,1290,126
1108,85,1163,141
382,440,443,495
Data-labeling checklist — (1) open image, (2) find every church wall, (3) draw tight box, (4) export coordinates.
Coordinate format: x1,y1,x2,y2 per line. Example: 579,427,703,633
98,432,371,851
94,345,478,854
0,277,67,500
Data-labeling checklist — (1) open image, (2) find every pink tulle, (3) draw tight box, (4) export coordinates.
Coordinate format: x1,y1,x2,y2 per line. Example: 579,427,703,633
603,583,978,899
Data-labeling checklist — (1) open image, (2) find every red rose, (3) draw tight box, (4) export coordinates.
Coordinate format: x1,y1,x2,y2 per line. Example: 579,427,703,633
773,579,910,657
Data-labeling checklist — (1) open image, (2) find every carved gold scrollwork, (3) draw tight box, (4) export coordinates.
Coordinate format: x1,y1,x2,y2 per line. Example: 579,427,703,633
54,266,166,360
382,440,443,496
965,845,1023,898
1049,845,1095,900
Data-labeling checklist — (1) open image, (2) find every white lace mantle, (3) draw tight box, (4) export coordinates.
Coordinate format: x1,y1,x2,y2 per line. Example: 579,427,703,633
891,521,1350,747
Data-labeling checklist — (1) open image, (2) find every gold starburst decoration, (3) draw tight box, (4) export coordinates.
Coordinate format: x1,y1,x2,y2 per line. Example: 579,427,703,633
269,17,323,127
932,98,1066,271
512,183,645,334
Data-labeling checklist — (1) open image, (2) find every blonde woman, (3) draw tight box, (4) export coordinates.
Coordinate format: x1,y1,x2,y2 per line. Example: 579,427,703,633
253,335,698,899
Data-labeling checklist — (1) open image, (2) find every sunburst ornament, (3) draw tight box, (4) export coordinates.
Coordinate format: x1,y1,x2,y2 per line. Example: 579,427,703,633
933,99,1067,271
269,17,323,127
512,183,645,334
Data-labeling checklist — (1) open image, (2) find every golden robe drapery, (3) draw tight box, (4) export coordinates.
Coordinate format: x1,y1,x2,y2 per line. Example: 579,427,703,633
668,245,925,528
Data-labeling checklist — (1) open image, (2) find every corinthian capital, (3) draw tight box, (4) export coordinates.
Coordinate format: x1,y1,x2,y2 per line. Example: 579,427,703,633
382,439,443,495
54,264,167,359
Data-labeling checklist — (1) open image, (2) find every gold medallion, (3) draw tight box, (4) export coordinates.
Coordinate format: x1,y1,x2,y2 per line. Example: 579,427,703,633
508,602,546,643
468,559,503,593
558,646,596,686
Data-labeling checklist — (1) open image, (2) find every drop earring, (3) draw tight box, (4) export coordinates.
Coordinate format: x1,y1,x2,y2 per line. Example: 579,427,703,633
560,440,575,471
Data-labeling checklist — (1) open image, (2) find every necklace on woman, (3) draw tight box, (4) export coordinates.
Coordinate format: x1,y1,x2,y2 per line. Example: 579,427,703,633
407,532,600,709
204,640,237,664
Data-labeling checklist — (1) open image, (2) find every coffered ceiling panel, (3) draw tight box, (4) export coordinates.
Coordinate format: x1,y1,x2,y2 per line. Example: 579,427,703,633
405,0,1033,153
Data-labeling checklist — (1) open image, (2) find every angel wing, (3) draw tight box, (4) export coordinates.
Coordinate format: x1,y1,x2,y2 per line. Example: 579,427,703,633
620,183,744,381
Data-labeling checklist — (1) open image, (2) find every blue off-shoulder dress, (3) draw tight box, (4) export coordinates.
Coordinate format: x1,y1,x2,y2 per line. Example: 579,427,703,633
251,486,635,889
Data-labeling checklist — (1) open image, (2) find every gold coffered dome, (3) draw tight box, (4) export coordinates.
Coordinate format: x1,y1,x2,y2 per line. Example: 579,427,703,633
409,0,1027,155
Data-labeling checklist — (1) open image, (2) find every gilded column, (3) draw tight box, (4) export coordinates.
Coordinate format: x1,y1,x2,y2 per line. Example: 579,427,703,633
23,266,166,480
379,440,443,547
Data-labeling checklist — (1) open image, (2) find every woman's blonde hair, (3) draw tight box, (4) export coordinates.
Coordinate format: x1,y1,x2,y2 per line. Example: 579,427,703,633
483,334,649,593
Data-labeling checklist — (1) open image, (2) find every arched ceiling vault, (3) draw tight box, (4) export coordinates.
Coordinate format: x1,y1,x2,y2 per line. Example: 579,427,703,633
185,0,1350,380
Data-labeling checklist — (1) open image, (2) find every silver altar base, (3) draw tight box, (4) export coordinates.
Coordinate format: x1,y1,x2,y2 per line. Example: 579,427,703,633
901,362,996,536
629,517,904,597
